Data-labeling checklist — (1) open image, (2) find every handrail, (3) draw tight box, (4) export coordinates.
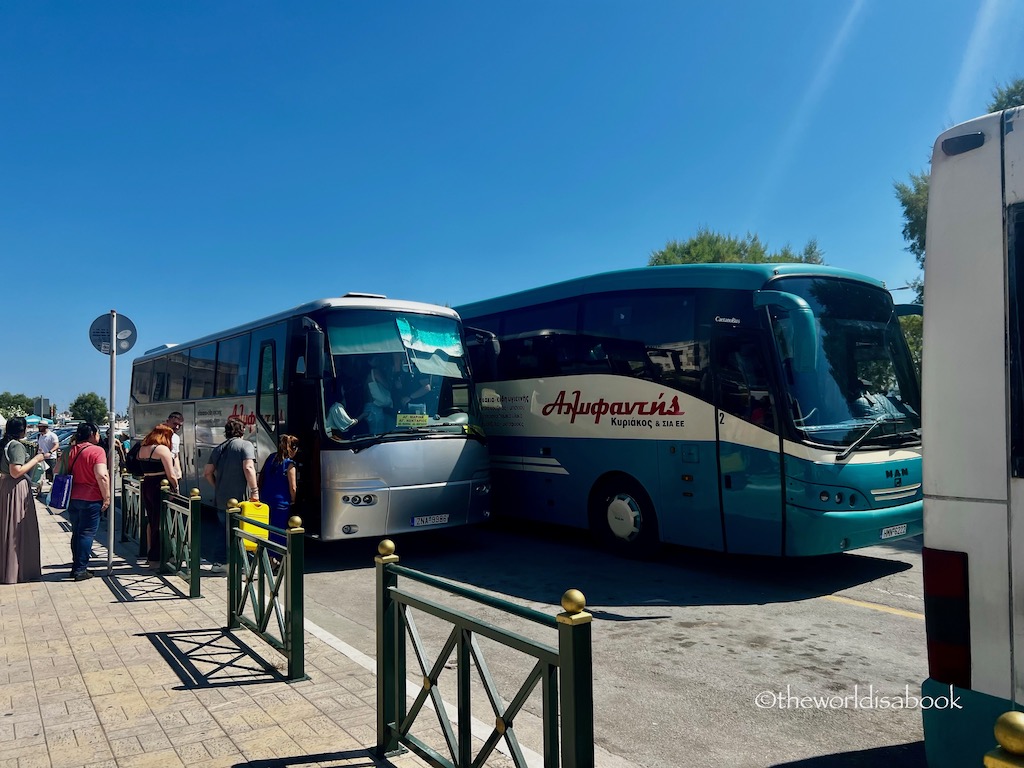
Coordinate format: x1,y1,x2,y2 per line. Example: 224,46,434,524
375,538,594,767
388,563,558,628
159,482,203,598
226,500,306,681
119,472,146,558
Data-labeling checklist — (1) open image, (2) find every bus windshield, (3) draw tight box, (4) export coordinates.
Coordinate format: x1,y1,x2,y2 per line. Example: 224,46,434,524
768,277,921,447
323,309,472,440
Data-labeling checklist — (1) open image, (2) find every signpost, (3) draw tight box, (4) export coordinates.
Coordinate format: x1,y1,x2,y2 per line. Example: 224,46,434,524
89,311,137,575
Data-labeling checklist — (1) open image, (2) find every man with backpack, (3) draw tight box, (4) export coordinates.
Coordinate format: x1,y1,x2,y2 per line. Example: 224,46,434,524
202,416,258,573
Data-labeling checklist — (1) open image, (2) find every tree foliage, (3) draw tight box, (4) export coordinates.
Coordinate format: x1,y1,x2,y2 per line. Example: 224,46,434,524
649,228,825,266
895,77,1024,303
69,393,109,425
990,79,1024,111
0,392,34,419
899,315,923,379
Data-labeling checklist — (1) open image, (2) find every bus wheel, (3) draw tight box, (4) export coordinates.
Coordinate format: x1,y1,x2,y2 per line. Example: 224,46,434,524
590,478,660,555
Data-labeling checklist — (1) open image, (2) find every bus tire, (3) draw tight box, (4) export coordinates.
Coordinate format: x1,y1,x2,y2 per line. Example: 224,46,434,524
589,476,660,556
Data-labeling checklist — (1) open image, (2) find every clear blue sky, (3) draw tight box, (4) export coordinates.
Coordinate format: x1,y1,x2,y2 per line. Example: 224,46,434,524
3,1,1023,415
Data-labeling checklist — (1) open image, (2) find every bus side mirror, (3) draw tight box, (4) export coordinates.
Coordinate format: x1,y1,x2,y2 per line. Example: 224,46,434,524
305,329,325,379
465,326,499,380
753,290,817,373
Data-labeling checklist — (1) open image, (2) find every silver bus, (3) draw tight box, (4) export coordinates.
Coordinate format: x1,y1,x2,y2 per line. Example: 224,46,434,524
128,294,491,540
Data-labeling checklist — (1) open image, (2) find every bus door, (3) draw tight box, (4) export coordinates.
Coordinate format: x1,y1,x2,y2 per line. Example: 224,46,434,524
179,403,198,491
712,329,784,555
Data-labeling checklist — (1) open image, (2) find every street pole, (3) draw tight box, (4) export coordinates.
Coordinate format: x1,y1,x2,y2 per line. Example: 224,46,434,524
108,310,116,576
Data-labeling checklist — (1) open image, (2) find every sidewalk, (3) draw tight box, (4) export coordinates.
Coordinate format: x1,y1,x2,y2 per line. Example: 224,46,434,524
0,497,438,768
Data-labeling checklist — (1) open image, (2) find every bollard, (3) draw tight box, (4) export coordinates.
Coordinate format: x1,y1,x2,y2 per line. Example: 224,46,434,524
557,588,594,768
985,711,1024,767
375,539,404,758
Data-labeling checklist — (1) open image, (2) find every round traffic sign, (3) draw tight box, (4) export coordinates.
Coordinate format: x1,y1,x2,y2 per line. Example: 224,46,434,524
89,313,138,355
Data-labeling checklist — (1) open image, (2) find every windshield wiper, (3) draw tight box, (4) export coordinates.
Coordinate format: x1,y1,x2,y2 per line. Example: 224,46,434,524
836,417,886,462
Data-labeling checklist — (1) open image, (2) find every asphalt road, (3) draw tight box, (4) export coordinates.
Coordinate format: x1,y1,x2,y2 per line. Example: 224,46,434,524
300,521,928,768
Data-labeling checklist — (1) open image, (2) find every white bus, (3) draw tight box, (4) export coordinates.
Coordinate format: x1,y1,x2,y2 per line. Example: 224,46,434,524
129,295,491,541
921,105,1024,766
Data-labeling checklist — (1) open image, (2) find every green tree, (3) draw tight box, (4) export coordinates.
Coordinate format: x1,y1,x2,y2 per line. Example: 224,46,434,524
69,393,108,425
0,392,34,419
899,314,923,380
649,228,825,266
895,77,1024,302
893,171,928,303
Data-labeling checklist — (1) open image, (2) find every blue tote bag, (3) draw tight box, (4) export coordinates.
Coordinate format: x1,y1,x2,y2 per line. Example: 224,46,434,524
49,448,82,510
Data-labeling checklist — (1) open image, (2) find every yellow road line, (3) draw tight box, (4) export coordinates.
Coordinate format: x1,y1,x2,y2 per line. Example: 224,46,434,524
824,594,924,620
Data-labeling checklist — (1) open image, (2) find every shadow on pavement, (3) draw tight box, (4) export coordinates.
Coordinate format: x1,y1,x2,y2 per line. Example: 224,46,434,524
301,517,916,609
142,628,286,689
772,740,925,766
233,749,398,767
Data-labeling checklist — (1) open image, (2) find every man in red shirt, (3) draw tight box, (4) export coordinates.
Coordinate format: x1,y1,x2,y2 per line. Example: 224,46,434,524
67,423,110,581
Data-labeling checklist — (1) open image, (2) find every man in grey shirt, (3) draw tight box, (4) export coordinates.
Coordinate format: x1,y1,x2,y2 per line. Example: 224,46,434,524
203,416,258,572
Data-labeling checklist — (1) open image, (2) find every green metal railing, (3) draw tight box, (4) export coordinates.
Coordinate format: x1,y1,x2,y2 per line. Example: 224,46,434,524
120,472,146,557
159,482,203,598
375,539,594,768
226,501,306,681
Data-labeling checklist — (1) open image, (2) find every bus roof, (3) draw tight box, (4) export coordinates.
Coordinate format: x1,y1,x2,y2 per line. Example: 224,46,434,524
134,295,460,363
456,263,887,318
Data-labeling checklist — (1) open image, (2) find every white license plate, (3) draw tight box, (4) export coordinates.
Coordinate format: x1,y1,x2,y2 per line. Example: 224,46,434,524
880,524,908,540
412,514,450,527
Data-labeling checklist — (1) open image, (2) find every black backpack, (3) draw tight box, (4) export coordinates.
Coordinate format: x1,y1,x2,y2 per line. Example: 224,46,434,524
124,442,144,475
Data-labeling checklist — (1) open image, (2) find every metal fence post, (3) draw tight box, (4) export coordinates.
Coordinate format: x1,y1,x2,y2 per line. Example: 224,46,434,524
187,488,202,598
376,539,403,757
158,480,172,574
286,515,305,681
119,471,130,543
557,589,594,768
227,500,241,630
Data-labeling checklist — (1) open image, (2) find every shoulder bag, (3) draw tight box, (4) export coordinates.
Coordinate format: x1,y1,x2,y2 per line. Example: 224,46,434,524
50,446,83,510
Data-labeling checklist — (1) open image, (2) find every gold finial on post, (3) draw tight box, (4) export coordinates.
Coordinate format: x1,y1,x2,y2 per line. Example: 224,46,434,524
561,589,586,614
288,516,304,532
160,479,170,488
996,711,1024,753
375,538,399,564
227,498,239,509
557,589,592,625
190,488,201,498
986,711,1024,767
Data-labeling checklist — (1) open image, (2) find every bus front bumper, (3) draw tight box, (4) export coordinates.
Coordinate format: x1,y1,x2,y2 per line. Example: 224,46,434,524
784,499,922,556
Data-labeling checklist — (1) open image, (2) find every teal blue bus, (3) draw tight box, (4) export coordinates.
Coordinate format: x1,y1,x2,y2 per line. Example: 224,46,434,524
457,263,922,556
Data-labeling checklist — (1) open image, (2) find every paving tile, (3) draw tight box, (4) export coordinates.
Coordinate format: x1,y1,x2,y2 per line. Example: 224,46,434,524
6,499,441,768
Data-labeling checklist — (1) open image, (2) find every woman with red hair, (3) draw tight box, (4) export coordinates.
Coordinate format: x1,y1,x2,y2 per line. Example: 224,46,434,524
138,424,178,565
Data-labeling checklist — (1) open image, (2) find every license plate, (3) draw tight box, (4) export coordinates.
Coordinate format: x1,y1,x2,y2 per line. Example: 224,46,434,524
412,514,450,527
880,524,907,540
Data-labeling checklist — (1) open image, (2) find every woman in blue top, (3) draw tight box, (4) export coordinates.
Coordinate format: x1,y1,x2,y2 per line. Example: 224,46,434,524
259,434,298,548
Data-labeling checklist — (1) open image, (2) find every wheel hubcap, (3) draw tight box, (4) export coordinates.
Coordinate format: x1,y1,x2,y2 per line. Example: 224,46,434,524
606,493,642,541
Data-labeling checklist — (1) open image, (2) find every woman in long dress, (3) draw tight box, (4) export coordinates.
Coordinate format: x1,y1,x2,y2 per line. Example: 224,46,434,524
0,416,47,583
